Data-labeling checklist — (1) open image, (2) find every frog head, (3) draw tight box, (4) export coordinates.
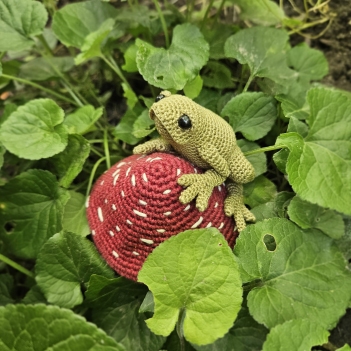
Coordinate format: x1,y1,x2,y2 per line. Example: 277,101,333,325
149,91,203,145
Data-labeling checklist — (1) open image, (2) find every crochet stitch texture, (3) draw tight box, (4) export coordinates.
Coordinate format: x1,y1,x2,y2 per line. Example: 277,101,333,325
86,153,237,281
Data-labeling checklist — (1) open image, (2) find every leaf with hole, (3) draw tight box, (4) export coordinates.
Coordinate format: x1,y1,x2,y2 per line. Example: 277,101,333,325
234,218,351,329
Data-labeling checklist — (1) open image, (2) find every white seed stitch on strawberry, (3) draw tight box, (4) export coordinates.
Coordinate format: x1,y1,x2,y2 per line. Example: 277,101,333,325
86,152,238,281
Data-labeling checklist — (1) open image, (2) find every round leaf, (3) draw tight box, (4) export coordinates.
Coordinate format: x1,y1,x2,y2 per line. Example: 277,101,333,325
138,228,243,346
0,304,124,351
35,232,114,309
136,23,209,90
0,99,68,160
234,218,351,329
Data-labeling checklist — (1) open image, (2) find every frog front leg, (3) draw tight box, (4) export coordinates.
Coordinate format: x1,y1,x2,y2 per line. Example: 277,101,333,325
177,143,229,211
133,138,173,154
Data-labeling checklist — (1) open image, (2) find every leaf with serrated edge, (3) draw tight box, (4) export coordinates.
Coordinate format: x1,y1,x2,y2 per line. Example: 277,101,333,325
62,191,90,237
221,92,277,140
234,218,351,329
225,27,296,86
0,169,70,259
192,305,268,351
288,196,345,239
244,175,277,208
136,23,209,90
63,105,103,135
276,88,351,215
52,0,118,48
0,304,124,351
262,319,329,351
0,99,68,160
35,232,114,309
0,0,48,52
50,134,90,188
138,228,243,346
132,109,155,138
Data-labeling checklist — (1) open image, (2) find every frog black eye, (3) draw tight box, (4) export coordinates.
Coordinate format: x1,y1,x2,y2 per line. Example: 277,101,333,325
155,94,165,102
178,114,192,129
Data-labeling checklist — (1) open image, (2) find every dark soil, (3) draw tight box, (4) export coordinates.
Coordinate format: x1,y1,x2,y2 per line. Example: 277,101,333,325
311,0,351,91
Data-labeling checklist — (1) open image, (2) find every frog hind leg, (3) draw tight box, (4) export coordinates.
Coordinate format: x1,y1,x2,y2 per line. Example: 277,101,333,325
178,169,226,212
224,182,255,232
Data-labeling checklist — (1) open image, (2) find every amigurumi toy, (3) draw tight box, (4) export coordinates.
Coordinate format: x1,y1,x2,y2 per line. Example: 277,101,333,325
86,153,237,281
133,91,255,232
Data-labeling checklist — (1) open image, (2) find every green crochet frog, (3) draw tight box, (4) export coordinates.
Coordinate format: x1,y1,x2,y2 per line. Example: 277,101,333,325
133,90,255,232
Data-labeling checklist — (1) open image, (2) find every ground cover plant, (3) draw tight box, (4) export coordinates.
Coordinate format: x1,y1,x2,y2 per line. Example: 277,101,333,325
0,0,350,350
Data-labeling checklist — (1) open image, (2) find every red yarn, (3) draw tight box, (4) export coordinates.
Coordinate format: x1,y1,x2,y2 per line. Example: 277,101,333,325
86,152,238,281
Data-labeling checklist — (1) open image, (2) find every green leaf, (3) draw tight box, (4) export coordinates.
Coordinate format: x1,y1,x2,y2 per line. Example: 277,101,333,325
337,345,351,351
93,298,166,351
136,23,209,90
273,148,289,174
114,107,142,145
288,196,345,239
234,218,351,329
0,304,124,351
287,116,309,137
203,61,234,89
225,27,296,86
50,134,90,188
251,192,294,222
0,274,14,305
35,232,114,309
85,275,147,309
262,319,329,351
132,109,155,138
276,90,309,120
336,216,351,268
287,43,329,82
221,92,277,140
138,228,243,346
63,105,103,135
244,175,277,208
0,103,17,127
231,0,285,26
62,191,90,237
122,82,138,109
276,87,351,215
0,0,48,52
19,57,74,81
0,99,68,160
0,143,5,170
52,0,118,48
0,170,70,259
139,291,154,313
22,285,47,305
75,18,115,65
193,305,268,351
194,88,221,113
122,43,138,73
238,140,267,177
183,75,203,99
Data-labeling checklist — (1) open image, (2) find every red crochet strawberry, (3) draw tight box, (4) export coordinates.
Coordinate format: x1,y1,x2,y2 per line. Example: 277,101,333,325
86,152,238,281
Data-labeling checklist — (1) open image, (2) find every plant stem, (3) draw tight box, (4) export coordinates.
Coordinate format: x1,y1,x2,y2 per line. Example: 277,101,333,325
176,309,186,351
212,0,226,27
1,74,77,105
104,129,111,169
201,0,215,29
243,145,287,157
101,54,130,88
0,254,34,278
152,0,170,48
243,74,254,93
86,157,107,197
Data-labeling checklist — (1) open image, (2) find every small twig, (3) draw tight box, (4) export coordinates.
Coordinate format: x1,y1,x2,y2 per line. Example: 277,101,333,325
0,254,34,278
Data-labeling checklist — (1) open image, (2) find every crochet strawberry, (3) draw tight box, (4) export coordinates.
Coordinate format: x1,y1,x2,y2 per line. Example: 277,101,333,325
86,152,238,281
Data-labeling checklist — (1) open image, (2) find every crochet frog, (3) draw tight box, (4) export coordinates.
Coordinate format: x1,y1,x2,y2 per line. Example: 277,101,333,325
133,90,255,231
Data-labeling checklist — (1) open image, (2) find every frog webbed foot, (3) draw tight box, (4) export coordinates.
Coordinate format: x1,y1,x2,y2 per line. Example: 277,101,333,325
224,183,255,232
177,170,226,212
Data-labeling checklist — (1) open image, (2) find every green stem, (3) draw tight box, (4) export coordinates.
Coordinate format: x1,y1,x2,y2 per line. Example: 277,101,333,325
243,145,287,157
38,34,54,56
212,0,226,26
176,309,186,351
152,0,170,48
101,54,130,88
0,254,34,278
1,74,77,105
243,74,254,93
86,157,107,197
201,0,216,29
104,129,111,169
